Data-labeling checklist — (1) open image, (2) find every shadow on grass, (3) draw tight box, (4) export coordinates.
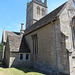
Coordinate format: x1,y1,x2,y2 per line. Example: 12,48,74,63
0,62,69,75
15,67,70,75
16,67,47,75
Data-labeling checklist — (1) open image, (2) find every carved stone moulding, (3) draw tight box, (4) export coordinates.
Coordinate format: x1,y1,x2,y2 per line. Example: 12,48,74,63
70,16,75,27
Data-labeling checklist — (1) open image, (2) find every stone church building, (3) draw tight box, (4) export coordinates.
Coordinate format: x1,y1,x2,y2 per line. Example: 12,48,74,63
2,0,75,75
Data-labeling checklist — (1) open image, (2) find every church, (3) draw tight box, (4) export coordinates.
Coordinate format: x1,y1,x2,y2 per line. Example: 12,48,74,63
2,0,75,75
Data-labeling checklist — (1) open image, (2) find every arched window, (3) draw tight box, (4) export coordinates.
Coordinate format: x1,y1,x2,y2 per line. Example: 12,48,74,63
42,8,45,16
71,16,75,48
37,6,40,15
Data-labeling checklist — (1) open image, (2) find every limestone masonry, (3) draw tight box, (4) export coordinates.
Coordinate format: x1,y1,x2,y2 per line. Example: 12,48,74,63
2,0,75,75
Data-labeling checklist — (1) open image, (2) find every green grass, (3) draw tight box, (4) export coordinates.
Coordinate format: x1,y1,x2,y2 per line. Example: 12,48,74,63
0,43,2,52
0,67,45,75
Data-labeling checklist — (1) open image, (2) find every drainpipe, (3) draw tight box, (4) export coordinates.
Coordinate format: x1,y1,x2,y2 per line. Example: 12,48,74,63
52,21,59,75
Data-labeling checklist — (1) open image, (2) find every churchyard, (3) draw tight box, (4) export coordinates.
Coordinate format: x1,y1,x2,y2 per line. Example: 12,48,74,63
0,43,44,75
0,67,45,75
0,43,45,75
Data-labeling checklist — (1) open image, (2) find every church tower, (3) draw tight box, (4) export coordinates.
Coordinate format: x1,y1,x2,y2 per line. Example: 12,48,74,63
26,0,47,29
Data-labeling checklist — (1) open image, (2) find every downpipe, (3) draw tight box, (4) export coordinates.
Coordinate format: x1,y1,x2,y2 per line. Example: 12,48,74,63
52,21,59,75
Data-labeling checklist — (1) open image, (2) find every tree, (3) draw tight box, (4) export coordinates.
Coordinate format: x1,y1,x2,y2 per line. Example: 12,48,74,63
0,43,2,52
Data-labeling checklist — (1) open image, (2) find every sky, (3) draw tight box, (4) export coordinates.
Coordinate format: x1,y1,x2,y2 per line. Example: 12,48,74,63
0,0,67,43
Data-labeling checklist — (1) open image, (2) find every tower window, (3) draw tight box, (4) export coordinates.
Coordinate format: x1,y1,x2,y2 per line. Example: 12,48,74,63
37,6,40,15
42,8,45,16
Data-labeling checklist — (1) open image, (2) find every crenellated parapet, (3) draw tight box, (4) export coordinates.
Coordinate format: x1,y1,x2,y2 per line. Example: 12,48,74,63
27,0,47,9
26,0,47,29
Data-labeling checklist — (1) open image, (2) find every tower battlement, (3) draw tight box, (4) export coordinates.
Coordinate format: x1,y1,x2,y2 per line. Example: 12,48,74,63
27,0,47,9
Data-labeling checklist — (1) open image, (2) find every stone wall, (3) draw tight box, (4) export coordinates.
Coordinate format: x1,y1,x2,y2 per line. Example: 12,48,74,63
25,19,69,74
59,1,75,75
4,38,10,67
9,53,31,68
55,20,70,74
26,2,33,28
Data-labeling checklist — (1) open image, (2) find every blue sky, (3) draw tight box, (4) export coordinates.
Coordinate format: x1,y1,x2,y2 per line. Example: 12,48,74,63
0,0,67,43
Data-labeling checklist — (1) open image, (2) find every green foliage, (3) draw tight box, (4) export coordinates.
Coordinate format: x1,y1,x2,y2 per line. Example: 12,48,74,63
0,43,2,52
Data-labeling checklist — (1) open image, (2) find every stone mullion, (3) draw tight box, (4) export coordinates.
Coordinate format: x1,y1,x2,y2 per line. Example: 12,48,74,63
35,36,37,54
34,37,36,62
33,38,34,54
36,37,38,54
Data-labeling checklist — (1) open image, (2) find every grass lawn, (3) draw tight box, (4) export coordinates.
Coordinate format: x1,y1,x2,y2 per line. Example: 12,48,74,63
0,67,45,75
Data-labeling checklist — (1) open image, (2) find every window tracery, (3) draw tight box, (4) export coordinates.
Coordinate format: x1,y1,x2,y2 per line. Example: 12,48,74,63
37,6,40,15
42,8,45,16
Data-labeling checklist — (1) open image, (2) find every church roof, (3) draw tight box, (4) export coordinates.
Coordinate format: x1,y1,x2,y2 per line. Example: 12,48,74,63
7,35,30,53
24,2,67,35
5,31,20,36
2,30,20,43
